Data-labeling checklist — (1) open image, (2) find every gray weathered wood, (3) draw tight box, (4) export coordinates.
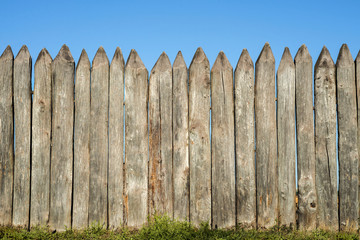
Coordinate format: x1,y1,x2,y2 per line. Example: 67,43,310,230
0,46,14,226
49,44,74,231
277,47,296,228
73,49,90,229
31,48,52,227
189,47,211,226
336,44,359,232
294,44,317,231
89,47,109,226
149,52,173,217
13,45,32,227
172,51,189,221
108,47,125,229
234,49,256,228
255,42,278,229
356,50,360,223
124,49,148,228
211,51,235,229
314,46,338,231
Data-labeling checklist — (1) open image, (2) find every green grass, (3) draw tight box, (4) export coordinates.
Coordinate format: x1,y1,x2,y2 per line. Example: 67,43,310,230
0,215,358,239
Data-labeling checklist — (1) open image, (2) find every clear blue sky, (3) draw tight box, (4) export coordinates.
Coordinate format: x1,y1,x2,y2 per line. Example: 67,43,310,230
1,0,360,71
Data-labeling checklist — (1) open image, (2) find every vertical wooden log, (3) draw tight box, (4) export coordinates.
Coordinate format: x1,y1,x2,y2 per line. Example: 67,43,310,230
13,45,32,227
108,47,125,229
0,46,14,226
314,46,338,230
172,51,189,221
89,47,109,226
294,44,317,230
255,43,278,229
31,48,52,227
149,52,173,216
49,44,74,231
189,47,211,226
73,49,90,229
355,51,360,223
336,44,359,231
211,51,235,228
277,47,296,227
235,49,256,228
124,49,148,228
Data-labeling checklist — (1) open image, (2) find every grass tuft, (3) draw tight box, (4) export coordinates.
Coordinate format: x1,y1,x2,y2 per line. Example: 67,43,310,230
0,215,358,239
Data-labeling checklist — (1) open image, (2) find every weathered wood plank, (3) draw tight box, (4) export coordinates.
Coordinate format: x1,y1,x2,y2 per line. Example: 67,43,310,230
189,47,211,226
108,47,125,229
234,49,256,228
294,44,317,231
336,44,359,232
211,51,235,229
89,47,109,226
314,46,338,231
31,48,52,227
277,47,296,228
73,49,90,229
149,52,173,216
356,50,360,224
124,49,148,228
13,45,32,227
49,44,74,231
0,46,14,226
172,51,189,221
255,42,278,229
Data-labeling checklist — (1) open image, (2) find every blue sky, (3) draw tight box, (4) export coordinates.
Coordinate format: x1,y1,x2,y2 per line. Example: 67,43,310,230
1,0,360,71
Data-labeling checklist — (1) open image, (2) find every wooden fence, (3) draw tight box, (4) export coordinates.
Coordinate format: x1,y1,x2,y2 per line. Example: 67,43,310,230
0,43,359,232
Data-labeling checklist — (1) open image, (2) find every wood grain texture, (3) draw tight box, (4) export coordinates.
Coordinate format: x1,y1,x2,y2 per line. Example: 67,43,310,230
234,49,256,228
124,49,148,228
294,44,317,231
89,47,109,226
13,45,32,227
336,44,359,231
0,46,14,226
211,51,235,229
172,51,189,221
149,52,173,217
355,50,360,223
108,47,125,229
31,48,52,227
314,46,338,231
277,48,296,227
255,43,278,229
189,47,211,226
73,49,90,229
49,45,74,231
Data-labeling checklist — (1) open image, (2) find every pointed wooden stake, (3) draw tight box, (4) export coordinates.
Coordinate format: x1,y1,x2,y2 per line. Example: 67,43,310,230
314,46,338,231
336,44,359,231
172,51,189,221
0,45,14,226
211,51,235,228
31,48,52,227
13,45,32,228
277,47,296,227
255,43,278,229
149,52,173,217
89,46,110,226
108,47,125,229
49,44,74,231
189,47,211,226
124,49,148,228
235,49,256,228
73,49,91,229
294,44,317,231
